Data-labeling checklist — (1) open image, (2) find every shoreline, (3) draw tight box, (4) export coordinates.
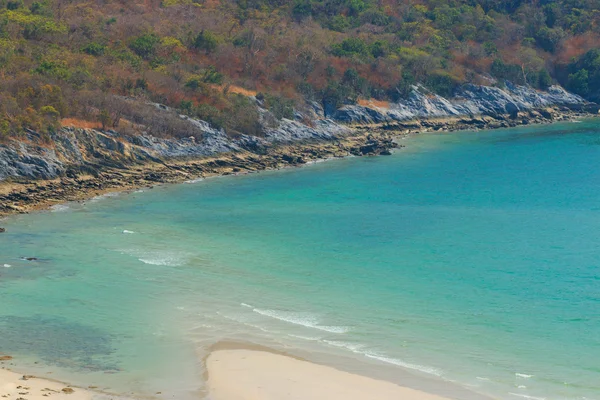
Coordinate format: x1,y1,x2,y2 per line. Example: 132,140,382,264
0,131,399,218
0,341,492,400
0,109,595,219
203,342,493,400
206,348,455,400
0,361,124,400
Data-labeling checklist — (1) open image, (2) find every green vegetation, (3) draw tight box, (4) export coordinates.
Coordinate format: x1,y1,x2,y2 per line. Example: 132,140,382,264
0,0,598,140
566,49,600,100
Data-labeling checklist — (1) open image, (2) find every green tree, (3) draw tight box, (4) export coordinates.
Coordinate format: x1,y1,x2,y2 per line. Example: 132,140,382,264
535,27,565,53
82,42,106,56
567,70,589,96
321,81,354,116
331,37,369,58
425,72,459,97
193,30,218,54
129,33,161,59
537,69,552,90
292,0,311,20
98,109,112,130
370,41,388,58
40,105,60,119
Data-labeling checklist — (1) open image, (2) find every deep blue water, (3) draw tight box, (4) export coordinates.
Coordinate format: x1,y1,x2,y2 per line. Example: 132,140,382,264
1,119,599,400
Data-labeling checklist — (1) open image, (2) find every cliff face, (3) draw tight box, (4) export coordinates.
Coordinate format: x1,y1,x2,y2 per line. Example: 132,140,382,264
0,83,596,182
333,84,591,124
0,113,351,181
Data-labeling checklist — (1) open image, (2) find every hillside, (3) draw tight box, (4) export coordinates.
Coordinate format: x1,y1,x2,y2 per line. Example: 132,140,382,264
0,0,599,141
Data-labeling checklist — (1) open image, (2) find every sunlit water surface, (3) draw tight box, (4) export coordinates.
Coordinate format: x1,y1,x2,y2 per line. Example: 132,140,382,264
1,120,600,400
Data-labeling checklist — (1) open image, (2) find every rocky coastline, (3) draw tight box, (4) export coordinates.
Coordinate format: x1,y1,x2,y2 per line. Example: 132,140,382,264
0,131,400,217
0,83,598,219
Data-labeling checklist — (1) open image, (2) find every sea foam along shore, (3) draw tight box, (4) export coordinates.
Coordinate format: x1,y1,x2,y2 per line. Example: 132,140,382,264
204,343,493,400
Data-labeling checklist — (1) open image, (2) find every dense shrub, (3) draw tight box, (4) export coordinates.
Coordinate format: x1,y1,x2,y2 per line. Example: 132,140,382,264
565,50,600,100
425,72,460,97
129,33,161,59
193,30,218,54
331,38,369,58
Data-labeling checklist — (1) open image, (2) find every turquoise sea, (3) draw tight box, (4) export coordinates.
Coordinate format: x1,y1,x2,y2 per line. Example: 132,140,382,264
1,120,600,400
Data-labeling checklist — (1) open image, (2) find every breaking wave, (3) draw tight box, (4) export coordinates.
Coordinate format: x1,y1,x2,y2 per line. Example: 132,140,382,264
363,352,443,376
251,308,350,334
120,248,189,266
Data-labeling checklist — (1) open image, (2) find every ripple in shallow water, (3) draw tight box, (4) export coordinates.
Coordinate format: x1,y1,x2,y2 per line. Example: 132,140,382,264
0,315,118,372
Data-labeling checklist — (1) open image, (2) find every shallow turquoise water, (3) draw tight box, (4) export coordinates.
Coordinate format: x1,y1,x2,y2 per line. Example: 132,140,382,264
1,120,600,400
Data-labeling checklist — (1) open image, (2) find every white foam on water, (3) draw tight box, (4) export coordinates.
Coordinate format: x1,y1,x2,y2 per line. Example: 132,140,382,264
217,311,255,326
184,178,204,184
518,385,527,389
237,304,441,379
516,373,534,379
322,339,366,353
123,230,135,234
50,204,70,212
3,264,11,268
243,322,278,334
252,308,350,334
509,393,546,400
89,192,120,203
120,248,189,267
176,307,185,310
138,256,183,266
363,352,443,376
476,377,491,381
217,311,276,334
316,325,350,334
288,334,322,341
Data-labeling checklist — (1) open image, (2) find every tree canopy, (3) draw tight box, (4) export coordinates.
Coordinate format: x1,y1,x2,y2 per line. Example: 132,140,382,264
0,0,599,140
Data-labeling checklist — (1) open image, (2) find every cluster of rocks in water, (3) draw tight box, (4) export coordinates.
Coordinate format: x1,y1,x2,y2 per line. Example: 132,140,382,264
0,82,598,215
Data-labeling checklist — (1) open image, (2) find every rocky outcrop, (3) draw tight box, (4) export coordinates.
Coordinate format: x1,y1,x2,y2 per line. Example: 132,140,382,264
0,83,595,185
333,106,388,124
0,131,400,215
333,83,591,124
352,135,398,156
0,143,64,180
264,117,351,142
0,111,351,182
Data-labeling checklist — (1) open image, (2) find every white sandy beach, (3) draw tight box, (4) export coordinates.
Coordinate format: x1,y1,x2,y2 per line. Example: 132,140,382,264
0,368,93,400
206,349,453,400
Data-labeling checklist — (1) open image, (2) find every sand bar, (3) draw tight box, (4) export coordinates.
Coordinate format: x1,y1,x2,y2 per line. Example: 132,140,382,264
206,349,455,400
